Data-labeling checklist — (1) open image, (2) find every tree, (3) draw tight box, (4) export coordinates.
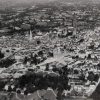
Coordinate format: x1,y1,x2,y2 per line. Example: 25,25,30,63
0,81,6,91
87,72,95,82
0,51,4,59
23,56,28,64
16,65,69,100
0,58,16,68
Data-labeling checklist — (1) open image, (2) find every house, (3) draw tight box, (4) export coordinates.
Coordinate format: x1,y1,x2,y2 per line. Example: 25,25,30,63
21,24,31,30
0,28,11,33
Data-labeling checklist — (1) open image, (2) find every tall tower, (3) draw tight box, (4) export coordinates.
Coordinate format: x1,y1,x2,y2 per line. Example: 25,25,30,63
29,30,32,41
72,13,77,35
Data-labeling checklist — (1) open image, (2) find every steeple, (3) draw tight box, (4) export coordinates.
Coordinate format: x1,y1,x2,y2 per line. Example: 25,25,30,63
29,30,32,41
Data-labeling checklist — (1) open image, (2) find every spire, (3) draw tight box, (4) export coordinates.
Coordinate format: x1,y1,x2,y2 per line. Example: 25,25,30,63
29,30,32,41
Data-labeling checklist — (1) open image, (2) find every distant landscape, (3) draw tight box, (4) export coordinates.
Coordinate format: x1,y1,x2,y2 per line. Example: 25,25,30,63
0,0,100,8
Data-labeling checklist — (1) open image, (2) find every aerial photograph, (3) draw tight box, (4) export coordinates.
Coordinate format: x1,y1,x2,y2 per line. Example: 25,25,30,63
0,0,100,100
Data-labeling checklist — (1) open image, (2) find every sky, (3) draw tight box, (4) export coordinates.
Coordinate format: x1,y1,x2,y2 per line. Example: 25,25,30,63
0,0,99,2
0,0,100,3
0,0,56,7
0,0,100,7
0,0,56,3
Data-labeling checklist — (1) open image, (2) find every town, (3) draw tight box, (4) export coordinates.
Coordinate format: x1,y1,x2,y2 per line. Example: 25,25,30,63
0,1,100,100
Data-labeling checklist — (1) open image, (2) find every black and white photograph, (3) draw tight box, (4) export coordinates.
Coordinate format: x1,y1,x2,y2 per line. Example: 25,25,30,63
0,0,100,100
